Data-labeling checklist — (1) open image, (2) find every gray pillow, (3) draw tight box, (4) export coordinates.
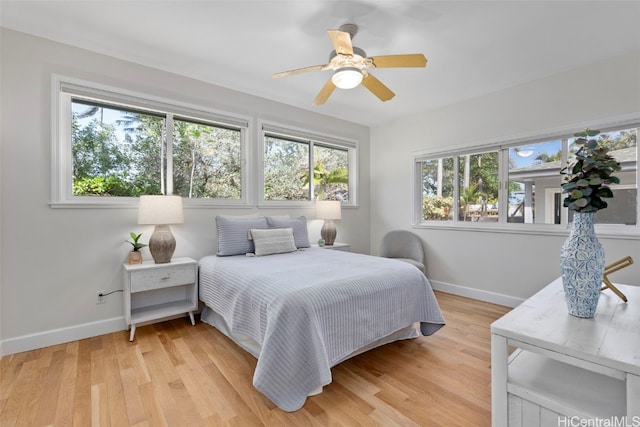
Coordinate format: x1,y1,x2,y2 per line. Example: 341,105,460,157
216,216,268,256
249,228,297,256
266,216,310,248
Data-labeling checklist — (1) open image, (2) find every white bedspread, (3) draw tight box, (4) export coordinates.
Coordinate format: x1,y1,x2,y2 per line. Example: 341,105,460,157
198,248,445,411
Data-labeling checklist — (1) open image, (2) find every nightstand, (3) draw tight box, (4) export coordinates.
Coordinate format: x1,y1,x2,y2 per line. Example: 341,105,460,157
311,242,351,252
123,257,198,341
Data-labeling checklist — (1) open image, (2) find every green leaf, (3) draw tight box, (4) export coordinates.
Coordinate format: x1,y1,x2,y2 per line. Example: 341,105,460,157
575,179,589,187
585,140,599,150
574,198,588,208
570,189,583,199
588,177,602,186
571,160,583,174
596,187,614,198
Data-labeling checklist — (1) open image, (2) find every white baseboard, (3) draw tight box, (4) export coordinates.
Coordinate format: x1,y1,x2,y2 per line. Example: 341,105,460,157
0,317,126,356
0,283,520,356
430,279,524,308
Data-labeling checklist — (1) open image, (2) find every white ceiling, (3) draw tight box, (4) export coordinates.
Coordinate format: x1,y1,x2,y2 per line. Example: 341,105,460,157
2,1,639,127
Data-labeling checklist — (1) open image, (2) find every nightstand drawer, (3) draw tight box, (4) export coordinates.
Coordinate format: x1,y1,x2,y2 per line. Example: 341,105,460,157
130,264,195,293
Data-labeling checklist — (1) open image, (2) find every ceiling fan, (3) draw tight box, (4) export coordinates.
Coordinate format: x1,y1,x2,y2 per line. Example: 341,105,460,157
272,24,428,105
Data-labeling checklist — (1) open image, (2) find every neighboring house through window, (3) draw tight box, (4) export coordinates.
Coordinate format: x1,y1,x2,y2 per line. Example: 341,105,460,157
414,120,639,236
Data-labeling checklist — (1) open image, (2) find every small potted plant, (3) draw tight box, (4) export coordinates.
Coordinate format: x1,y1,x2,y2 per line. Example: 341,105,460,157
126,232,147,264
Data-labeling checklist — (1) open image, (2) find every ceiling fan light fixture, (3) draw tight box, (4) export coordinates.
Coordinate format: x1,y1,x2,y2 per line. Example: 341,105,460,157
331,67,363,89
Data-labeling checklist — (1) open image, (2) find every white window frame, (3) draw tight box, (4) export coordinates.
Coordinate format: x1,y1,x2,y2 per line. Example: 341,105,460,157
412,114,640,239
259,122,358,207
51,74,251,208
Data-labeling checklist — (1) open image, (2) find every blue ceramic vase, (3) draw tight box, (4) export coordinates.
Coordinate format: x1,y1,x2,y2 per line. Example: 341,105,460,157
560,212,605,318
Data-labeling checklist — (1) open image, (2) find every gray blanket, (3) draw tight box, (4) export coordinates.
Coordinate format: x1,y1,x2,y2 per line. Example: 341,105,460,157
198,248,445,411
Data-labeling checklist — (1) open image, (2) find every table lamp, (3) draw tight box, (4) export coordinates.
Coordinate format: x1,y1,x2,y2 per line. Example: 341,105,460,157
316,200,341,246
138,195,184,263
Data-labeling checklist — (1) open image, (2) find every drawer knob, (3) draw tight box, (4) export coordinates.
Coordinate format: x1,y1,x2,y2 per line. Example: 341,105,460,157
160,276,171,280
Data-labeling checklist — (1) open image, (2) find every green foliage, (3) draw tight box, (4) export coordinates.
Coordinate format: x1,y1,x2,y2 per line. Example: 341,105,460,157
72,105,163,197
535,150,562,163
560,129,621,212
172,121,242,199
263,138,349,201
464,152,499,202
126,232,147,251
263,137,309,200
301,161,348,200
73,175,140,196
459,184,489,220
423,195,453,220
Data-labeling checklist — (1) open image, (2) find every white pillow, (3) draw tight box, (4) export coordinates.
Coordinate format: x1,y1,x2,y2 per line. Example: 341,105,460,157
249,228,297,256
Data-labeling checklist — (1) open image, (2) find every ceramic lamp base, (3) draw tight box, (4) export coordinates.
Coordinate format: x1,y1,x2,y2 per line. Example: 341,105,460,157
149,224,176,264
321,220,337,246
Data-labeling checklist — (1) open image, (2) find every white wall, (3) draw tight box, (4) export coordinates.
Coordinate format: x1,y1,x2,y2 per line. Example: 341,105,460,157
370,51,640,305
0,29,370,355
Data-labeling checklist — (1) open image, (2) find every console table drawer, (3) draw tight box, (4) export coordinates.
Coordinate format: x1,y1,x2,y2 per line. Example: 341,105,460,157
130,264,195,292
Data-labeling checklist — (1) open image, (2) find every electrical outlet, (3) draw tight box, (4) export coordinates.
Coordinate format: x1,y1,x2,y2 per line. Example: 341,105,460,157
97,290,106,304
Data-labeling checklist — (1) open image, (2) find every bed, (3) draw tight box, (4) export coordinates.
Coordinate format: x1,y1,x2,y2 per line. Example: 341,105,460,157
198,216,445,412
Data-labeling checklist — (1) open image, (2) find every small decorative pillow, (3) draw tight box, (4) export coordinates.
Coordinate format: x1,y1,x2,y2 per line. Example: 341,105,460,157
249,228,297,256
216,216,268,256
266,216,310,248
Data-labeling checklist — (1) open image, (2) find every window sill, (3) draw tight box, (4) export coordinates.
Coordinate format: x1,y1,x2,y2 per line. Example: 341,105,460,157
412,221,640,240
50,198,252,209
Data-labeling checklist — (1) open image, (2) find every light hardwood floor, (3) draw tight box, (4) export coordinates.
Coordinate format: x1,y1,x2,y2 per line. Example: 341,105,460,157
0,291,511,426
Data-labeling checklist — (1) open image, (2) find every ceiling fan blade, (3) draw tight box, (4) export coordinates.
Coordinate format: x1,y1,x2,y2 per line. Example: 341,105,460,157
313,79,336,105
327,29,354,56
273,64,328,79
369,54,427,68
361,72,395,102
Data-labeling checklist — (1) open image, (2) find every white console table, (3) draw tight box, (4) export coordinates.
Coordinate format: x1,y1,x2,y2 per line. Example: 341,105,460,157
491,277,640,427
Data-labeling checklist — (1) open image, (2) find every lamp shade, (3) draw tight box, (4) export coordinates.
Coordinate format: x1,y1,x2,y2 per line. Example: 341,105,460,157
138,195,184,225
316,200,342,220
331,67,363,89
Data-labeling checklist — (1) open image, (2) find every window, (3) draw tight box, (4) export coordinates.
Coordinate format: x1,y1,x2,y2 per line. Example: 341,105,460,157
458,151,499,222
508,139,563,224
172,118,242,199
261,125,356,205
53,76,248,206
421,157,454,221
414,120,639,235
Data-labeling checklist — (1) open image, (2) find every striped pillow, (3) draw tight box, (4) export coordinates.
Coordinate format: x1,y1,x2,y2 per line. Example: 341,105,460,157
249,228,297,256
216,216,268,256
266,216,310,248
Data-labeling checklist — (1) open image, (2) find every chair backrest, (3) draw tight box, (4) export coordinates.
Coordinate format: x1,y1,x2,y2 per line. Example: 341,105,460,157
380,230,425,264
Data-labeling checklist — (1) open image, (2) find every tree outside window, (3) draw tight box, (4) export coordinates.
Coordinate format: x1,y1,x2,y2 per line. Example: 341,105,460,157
263,133,351,202
71,99,242,199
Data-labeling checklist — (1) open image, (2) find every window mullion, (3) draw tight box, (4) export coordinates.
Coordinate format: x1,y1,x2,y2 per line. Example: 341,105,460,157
560,138,569,226
498,149,508,223
166,114,174,195
453,155,460,222
309,141,315,200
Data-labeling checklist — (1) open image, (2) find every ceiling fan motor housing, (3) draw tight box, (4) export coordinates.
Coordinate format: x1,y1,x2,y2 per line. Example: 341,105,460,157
329,46,367,64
